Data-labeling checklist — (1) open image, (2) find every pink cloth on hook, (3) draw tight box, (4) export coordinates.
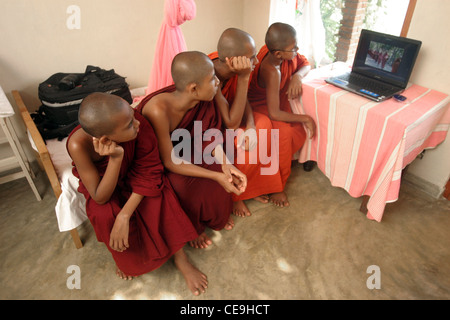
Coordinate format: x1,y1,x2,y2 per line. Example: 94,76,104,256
145,0,196,96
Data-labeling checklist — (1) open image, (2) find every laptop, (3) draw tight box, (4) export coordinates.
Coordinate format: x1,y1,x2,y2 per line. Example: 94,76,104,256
325,29,422,102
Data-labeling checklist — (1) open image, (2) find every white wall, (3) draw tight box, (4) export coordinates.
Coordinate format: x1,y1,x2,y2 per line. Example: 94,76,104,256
242,0,271,50
404,0,450,197
0,0,248,109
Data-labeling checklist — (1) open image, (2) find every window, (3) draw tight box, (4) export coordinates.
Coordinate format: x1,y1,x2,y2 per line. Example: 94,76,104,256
269,0,414,67
321,0,411,64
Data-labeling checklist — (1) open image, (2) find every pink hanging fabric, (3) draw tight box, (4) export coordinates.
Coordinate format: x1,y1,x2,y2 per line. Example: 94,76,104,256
144,0,196,97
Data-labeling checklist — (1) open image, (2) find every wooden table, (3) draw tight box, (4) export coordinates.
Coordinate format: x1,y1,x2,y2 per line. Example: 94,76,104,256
292,66,450,221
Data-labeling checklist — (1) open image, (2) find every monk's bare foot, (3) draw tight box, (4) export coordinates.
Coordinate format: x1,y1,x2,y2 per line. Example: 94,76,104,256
224,216,235,230
253,194,269,203
269,191,290,207
174,249,208,296
116,267,133,280
189,232,212,249
233,200,251,217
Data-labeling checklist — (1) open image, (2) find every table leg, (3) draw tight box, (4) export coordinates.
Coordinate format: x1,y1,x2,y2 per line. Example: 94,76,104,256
360,195,370,214
303,160,316,172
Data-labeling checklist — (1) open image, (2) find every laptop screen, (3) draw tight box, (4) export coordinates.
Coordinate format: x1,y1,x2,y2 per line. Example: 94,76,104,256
352,29,422,88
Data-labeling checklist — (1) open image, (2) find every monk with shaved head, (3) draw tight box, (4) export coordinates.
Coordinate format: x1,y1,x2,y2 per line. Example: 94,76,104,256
68,92,209,296
137,51,247,250
209,28,280,217
216,27,256,62
248,22,316,208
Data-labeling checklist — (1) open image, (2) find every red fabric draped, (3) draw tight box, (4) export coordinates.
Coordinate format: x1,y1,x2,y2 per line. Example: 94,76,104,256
136,85,232,235
145,0,196,96
69,111,197,276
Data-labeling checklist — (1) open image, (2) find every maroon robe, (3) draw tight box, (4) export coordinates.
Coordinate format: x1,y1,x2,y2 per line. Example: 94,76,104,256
68,111,197,276
136,85,232,235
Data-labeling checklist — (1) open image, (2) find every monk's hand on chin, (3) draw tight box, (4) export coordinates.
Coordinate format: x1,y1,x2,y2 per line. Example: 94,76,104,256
93,137,124,159
225,56,252,79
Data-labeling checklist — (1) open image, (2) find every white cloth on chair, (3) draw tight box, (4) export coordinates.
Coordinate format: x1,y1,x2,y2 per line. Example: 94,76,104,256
45,137,87,232
54,170,87,232
29,136,88,232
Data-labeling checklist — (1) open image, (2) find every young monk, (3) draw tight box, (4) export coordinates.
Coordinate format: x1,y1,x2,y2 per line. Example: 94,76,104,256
208,28,279,217
248,22,316,208
67,92,208,296
137,51,247,249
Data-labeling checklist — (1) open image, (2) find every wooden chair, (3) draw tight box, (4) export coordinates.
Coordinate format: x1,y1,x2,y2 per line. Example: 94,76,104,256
12,90,83,249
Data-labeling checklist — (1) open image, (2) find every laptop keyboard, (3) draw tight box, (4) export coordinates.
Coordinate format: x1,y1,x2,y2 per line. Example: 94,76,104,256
338,73,396,95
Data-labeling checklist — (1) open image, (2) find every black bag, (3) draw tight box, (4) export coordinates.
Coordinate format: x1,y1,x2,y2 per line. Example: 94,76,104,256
35,65,133,139
31,112,79,141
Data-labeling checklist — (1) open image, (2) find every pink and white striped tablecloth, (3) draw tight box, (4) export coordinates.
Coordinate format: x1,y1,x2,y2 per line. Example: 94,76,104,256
292,76,450,222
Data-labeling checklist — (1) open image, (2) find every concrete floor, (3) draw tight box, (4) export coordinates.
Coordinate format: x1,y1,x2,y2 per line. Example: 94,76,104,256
1,163,449,300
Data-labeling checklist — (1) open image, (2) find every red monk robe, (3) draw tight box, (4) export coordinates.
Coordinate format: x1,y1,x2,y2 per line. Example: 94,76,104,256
69,111,198,277
248,45,309,189
208,51,283,201
136,85,233,235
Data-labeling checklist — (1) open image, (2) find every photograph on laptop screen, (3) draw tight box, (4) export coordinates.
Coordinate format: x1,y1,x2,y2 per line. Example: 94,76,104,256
365,41,405,73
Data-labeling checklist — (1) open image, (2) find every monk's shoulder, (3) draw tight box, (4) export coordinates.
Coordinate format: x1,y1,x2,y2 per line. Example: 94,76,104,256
143,94,171,122
67,129,95,159
260,59,281,83
68,128,86,150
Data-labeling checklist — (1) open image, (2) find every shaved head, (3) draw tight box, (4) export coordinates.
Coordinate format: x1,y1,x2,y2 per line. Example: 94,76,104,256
265,22,297,52
78,92,128,137
217,28,255,61
171,51,214,91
